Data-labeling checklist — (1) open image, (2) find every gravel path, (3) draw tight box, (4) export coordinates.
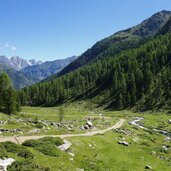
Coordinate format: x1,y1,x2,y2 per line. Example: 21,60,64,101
0,119,125,144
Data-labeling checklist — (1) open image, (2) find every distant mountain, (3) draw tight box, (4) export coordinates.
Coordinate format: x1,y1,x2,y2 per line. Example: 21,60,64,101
52,10,171,79
21,56,77,83
0,64,33,89
0,56,42,70
0,56,76,89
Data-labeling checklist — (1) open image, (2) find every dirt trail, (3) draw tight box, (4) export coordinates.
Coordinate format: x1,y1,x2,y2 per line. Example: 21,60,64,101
0,119,125,144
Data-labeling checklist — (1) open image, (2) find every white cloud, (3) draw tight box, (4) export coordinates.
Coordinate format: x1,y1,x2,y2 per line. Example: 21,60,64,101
11,46,17,51
0,42,17,51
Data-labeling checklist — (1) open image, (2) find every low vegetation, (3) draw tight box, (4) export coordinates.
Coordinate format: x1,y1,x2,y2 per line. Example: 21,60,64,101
0,106,170,171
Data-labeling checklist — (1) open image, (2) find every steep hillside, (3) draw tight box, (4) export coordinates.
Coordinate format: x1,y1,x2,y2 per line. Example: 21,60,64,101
50,10,171,79
19,30,171,111
21,56,77,83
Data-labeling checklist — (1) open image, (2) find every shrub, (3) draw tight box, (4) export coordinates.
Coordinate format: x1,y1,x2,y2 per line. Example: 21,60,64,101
0,143,8,159
2,141,25,153
7,159,49,171
23,137,63,147
22,137,63,157
35,123,44,129
17,149,34,159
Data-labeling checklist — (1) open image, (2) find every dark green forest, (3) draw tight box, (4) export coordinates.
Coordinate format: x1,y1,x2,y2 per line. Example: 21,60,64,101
18,32,171,111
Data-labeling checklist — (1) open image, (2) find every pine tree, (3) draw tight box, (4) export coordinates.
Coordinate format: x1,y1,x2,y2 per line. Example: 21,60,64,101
0,72,20,115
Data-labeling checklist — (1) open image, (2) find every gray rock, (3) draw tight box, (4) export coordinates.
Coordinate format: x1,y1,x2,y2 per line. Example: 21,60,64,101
84,125,89,130
86,121,93,128
145,165,152,169
118,141,129,146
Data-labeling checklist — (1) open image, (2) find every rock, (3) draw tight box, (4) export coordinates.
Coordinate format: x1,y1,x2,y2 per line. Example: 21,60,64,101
76,169,84,171
0,121,6,124
84,125,89,130
0,158,15,171
58,140,72,151
160,130,168,135
28,129,40,134
162,145,169,151
87,121,93,128
145,165,152,169
165,136,171,142
68,152,75,156
168,119,171,124
17,119,24,122
118,141,129,146
67,127,73,131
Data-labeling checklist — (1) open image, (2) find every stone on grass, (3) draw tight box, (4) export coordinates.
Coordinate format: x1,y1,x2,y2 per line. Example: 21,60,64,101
84,125,89,130
0,158,15,171
145,165,152,169
118,141,129,146
87,121,93,128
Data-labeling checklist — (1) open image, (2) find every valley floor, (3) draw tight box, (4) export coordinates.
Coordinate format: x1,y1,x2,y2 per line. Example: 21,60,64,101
0,103,171,171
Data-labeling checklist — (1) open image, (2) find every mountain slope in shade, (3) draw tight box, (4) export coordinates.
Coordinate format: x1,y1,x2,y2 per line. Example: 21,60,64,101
0,56,77,89
158,16,171,35
21,56,77,83
0,64,33,89
50,10,171,79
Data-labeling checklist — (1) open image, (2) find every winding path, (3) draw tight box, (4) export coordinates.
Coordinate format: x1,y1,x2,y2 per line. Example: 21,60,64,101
0,119,125,144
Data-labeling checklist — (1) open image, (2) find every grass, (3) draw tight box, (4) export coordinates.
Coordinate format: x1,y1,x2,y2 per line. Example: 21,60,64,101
0,103,171,170
0,102,117,136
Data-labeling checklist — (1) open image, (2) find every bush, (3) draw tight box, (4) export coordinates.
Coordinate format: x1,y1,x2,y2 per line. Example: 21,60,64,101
17,149,34,159
0,143,8,159
23,137,63,147
2,141,25,153
7,159,49,171
22,137,63,157
35,123,44,129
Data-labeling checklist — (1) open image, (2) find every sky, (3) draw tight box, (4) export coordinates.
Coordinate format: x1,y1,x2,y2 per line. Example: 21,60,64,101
0,0,171,61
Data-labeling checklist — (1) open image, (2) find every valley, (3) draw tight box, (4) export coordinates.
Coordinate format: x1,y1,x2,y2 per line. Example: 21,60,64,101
0,5,171,171
0,104,170,170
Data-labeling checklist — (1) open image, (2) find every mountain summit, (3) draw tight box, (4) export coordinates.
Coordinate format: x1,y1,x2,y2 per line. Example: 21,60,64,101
0,56,42,70
55,10,171,78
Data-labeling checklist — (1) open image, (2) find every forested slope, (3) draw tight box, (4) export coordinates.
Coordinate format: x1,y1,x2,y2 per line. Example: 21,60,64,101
46,10,171,81
19,31,171,111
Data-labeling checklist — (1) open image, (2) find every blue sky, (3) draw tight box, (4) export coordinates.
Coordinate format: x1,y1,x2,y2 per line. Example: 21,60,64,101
0,0,171,61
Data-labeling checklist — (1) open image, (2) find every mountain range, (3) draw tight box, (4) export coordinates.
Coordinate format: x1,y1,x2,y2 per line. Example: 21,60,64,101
0,55,77,89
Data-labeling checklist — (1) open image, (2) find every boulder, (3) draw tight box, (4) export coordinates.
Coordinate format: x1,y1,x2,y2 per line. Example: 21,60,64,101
84,125,89,130
118,141,129,146
87,121,93,128
145,165,152,169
